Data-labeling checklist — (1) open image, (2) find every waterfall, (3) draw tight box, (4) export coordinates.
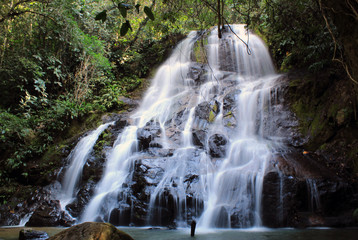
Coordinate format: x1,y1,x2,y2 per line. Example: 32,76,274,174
197,25,277,228
80,25,282,228
81,31,199,222
59,121,114,208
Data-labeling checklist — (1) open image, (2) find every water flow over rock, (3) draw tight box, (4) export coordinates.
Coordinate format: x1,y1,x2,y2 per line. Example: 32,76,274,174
79,25,283,228
59,122,114,208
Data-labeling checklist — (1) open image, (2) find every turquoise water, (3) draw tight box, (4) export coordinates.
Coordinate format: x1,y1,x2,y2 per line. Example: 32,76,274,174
2,227,358,240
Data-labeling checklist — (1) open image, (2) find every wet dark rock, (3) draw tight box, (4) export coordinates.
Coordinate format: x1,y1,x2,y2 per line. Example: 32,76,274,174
194,100,220,124
82,151,108,183
109,206,131,226
192,130,207,147
118,96,140,110
48,222,134,240
151,191,177,226
149,139,163,148
223,90,239,112
130,201,148,226
261,171,303,228
137,125,161,150
26,200,74,227
147,148,174,157
187,63,206,84
114,119,129,130
219,38,237,72
195,102,211,120
208,134,228,158
262,152,358,228
19,228,49,240
66,180,96,218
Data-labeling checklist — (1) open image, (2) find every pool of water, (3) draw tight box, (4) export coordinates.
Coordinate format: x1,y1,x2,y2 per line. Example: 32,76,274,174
1,226,358,240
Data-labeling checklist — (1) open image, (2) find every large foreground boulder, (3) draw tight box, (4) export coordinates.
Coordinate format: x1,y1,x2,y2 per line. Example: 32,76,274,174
48,222,134,240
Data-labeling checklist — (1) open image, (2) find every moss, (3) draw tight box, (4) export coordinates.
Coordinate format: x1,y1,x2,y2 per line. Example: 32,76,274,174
319,143,328,151
288,78,302,87
208,110,216,123
0,184,35,206
32,112,106,185
224,111,233,118
353,209,358,223
349,147,358,173
193,38,208,63
62,113,102,142
292,100,314,135
93,128,113,157
211,103,218,113
310,114,325,137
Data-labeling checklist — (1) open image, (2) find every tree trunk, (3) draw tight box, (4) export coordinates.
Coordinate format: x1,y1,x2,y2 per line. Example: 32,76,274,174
221,0,224,29
217,0,222,38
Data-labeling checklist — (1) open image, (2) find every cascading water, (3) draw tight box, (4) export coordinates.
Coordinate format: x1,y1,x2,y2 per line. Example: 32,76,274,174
58,121,114,208
79,24,282,228
197,25,278,228
81,31,199,223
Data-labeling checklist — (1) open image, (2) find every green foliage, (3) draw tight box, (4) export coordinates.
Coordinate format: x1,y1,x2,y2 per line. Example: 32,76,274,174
95,10,107,22
144,6,155,20
249,0,335,72
120,20,132,36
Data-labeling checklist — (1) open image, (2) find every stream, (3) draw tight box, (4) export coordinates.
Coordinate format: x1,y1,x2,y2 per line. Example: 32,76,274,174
1,227,358,240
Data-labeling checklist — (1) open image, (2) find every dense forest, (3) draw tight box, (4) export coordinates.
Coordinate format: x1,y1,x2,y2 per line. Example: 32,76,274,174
0,0,357,210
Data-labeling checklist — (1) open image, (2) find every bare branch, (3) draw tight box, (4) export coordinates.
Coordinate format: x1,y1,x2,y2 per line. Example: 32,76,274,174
319,0,358,84
0,0,51,23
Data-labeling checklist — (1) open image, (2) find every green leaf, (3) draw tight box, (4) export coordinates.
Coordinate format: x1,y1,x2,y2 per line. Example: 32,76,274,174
144,6,154,20
118,5,127,18
95,10,107,22
135,4,140,14
120,21,132,36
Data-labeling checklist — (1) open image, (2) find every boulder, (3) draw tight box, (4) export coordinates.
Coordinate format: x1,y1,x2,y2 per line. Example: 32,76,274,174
137,125,161,150
194,100,220,124
48,222,134,240
192,130,206,147
223,90,240,112
26,200,74,227
187,63,206,84
194,102,211,121
19,228,49,240
208,134,227,158
66,180,96,218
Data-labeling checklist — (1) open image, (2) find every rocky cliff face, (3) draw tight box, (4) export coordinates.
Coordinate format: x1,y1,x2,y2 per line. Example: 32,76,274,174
261,70,358,228
1,28,357,229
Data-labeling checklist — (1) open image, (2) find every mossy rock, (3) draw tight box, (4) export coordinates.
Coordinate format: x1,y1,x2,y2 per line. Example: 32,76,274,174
208,110,216,123
192,37,208,63
353,208,358,223
48,222,134,240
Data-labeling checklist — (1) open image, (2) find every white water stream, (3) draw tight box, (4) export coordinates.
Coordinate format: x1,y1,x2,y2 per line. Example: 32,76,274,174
58,121,114,208
74,25,282,228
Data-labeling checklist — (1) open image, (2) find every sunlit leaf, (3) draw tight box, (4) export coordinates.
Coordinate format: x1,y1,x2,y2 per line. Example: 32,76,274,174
144,6,155,20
